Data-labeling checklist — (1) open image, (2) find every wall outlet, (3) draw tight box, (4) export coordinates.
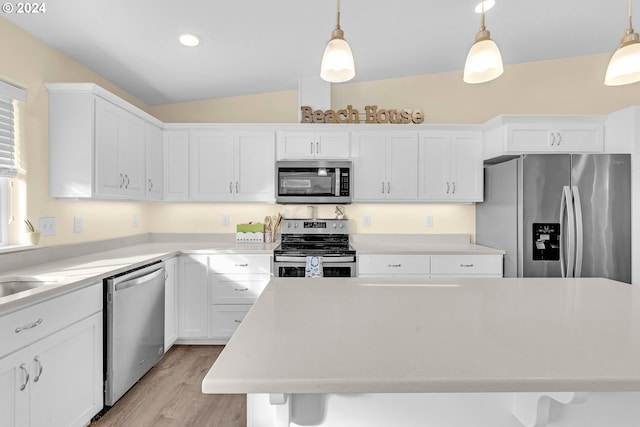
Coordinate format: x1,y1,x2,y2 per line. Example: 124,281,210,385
39,217,56,236
425,215,434,227
74,216,83,233
132,213,139,228
363,215,371,227
222,214,230,226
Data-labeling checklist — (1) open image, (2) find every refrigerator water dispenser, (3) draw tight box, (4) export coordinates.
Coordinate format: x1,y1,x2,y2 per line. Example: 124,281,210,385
533,223,560,261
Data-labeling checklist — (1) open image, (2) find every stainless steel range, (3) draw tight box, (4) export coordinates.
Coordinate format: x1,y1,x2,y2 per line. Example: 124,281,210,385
273,218,356,277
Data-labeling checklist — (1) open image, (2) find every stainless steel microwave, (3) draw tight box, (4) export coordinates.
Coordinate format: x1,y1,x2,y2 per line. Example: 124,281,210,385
276,160,352,204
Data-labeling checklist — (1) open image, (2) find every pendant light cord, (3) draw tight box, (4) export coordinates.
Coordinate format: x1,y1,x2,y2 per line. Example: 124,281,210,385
336,0,342,30
480,1,486,31
628,0,635,34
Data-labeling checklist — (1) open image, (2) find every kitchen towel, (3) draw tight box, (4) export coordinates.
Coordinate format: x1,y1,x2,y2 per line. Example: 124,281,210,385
305,256,323,278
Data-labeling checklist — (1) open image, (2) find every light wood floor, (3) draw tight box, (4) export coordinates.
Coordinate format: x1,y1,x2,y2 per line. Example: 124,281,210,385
91,345,246,427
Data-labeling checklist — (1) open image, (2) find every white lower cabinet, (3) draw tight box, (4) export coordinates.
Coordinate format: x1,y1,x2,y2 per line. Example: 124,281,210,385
358,254,503,278
164,257,179,351
177,253,271,343
0,283,103,427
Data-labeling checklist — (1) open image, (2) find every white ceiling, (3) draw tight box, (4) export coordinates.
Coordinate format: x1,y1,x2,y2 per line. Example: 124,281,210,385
3,0,629,105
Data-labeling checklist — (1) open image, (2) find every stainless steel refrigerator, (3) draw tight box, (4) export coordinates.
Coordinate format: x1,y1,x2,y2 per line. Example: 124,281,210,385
476,154,631,283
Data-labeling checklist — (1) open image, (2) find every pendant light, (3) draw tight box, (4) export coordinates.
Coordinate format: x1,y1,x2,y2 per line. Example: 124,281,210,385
463,1,504,84
605,0,640,86
320,0,355,83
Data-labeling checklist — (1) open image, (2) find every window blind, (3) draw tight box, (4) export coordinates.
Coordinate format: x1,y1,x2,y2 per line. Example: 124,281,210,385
0,80,26,178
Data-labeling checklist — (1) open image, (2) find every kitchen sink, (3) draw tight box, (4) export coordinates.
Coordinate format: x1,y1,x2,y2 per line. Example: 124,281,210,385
0,277,61,298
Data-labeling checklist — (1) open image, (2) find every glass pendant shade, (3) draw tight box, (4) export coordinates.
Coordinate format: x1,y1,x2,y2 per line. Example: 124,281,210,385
606,0,640,86
464,36,504,84
320,36,355,83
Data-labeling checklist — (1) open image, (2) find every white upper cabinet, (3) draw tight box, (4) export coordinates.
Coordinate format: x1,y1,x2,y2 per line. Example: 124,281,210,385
483,115,605,160
351,131,419,201
277,131,350,159
145,123,163,201
419,131,483,202
190,130,275,202
46,83,161,200
163,130,190,201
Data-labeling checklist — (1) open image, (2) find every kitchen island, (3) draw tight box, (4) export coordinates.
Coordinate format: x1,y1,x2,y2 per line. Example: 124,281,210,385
202,277,640,427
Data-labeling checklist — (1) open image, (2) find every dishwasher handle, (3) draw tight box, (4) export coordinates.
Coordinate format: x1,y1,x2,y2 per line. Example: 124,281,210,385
114,266,164,291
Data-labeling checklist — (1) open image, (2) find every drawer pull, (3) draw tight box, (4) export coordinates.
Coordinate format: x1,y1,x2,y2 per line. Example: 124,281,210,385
388,264,402,268
15,318,43,333
235,263,249,267
19,363,29,391
235,287,249,292
234,319,242,323
460,264,474,268
33,356,43,382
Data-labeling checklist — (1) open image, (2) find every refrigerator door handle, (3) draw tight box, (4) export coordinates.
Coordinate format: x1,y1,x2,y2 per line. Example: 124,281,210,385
560,186,576,277
571,185,584,278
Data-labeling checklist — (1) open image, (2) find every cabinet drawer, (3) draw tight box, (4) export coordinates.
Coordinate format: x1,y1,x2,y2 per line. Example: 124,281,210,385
209,304,251,338
0,283,102,358
209,254,271,274
358,255,429,276
210,274,270,304
430,255,503,276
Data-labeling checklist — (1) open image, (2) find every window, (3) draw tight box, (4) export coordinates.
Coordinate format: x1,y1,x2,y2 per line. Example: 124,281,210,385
0,80,26,246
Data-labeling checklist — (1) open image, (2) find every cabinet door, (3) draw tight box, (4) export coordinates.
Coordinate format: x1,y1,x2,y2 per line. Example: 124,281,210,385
315,132,350,159
179,256,209,338
506,123,603,153
145,123,163,201
0,349,29,427
386,132,418,200
30,312,103,427
351,132,387,201
163,130,190,201
94,97,123,196
118,110,146,198
276,132,315,159
449,132,483,202
419,132,450,200
190,131,235,201
236,132,275,202
209,305,252,339
164,257,179,352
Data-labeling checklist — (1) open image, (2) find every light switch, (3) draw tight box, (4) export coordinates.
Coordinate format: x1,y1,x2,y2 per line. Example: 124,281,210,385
39,217,56,236
425,215,433,227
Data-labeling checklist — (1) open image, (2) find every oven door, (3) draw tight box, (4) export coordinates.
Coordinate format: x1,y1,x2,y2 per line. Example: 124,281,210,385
274,260,356,278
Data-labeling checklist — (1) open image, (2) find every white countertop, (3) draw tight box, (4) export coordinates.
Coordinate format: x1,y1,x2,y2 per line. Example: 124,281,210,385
351,234,505,255
202,277,640,394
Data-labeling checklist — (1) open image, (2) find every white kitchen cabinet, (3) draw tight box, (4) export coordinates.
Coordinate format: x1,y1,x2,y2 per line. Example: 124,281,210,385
145,123,163,201
47,83,160,200
190,130,275,202
163,130,190,201
419,131,483,202
430,255,503,277
277,131,350,159
358,254,430,277
208,254,271,340
178,255,209,339
164,257,179,352
0,283,103,427
351,131,419,201
483,115,605,160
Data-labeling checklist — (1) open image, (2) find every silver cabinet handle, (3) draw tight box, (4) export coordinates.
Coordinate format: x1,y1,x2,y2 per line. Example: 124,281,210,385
124,174,130,189
148,178,153,192
15,318,43,333
388,264,402,267
234,287,249,292
316,142,320,154
229,182,233,193
33,356,43,382
460,264,474,268
446,182,450,194
234,319,242,324
556,132,562,146
19,363,29,391
452,182,456,194
387,182,390,193
235,263,249,267
235,182,239,193
549,132,556,146
310,142,314,154
381,182,385,193
119,173,125,188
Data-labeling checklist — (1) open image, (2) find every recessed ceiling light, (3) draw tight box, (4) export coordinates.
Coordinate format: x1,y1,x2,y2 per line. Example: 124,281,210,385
179,33,201,47
474,0,495,13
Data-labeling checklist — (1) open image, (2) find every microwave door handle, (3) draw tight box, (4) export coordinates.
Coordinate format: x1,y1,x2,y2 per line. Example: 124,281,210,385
335,168,340,196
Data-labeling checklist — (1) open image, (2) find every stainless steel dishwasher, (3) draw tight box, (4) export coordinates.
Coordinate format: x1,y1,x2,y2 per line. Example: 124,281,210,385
104,261,165,406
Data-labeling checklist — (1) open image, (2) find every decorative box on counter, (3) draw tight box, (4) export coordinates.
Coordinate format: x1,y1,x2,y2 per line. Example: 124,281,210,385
236,223,264,243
